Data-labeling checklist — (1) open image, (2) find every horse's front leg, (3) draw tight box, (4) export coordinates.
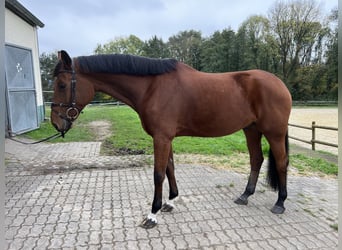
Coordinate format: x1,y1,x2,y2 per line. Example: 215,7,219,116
140,136,171,229
161,145,178,212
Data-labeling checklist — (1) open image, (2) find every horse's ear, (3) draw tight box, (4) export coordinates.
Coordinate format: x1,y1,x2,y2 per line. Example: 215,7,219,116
58,50,72,69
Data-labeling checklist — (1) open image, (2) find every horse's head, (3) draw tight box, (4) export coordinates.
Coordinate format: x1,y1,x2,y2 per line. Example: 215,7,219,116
50,50,94,136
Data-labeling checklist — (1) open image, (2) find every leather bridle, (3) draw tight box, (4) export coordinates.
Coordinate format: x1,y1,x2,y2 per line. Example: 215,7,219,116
51,68,80,126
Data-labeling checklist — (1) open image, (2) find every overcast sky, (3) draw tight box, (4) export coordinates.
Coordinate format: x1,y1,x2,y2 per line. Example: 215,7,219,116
19,0,337,57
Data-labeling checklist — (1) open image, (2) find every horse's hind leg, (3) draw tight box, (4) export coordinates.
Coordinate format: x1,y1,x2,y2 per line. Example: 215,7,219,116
235,125,264,205
265,134,289,214
161,145,179,212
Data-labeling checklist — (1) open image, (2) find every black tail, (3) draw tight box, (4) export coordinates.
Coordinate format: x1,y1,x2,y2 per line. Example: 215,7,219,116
267,132,289,191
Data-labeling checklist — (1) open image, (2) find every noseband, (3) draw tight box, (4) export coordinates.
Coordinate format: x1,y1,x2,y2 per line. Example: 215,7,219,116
51,68,80,124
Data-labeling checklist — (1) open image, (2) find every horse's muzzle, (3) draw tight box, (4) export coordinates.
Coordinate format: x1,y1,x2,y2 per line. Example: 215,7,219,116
52,119,72,137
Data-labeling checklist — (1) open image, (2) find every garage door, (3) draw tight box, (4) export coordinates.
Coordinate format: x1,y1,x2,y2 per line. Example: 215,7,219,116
5,45,38,135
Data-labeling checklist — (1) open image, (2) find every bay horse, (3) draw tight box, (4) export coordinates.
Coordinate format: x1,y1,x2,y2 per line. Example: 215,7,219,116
51,50,292,229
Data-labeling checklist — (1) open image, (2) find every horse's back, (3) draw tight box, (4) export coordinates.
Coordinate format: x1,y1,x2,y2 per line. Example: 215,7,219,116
174,66,291,136
178,66,291,114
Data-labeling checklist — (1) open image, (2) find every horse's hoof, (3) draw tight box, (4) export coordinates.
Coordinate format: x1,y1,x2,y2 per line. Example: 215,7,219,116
271,205,285,214
234,196,248,205
140,216,157,229
161,202,174,212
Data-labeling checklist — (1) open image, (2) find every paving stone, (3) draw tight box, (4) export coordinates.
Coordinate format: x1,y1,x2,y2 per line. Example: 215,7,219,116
35,236,50,249
4,139,338,249
48,236,64,249
62,233,77,248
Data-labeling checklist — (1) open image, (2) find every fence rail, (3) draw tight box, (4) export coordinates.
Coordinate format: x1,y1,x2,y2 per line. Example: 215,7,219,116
288,121,338,151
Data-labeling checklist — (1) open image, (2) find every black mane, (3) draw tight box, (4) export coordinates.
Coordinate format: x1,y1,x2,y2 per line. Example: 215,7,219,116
77,54,178,75
53,61,62,77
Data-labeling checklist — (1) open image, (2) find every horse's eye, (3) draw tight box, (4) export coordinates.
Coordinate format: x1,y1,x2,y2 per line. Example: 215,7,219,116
58,83,66,90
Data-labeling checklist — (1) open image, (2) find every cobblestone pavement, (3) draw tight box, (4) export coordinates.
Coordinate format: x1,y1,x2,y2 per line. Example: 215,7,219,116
5,139,338,249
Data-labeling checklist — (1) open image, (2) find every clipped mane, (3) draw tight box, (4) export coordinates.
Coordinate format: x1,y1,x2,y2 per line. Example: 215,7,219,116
77,54,178,76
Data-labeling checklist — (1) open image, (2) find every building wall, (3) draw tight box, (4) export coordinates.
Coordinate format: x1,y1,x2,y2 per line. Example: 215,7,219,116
5,8,44,123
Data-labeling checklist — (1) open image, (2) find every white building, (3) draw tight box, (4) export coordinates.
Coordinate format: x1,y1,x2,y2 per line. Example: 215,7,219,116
5,0,44,135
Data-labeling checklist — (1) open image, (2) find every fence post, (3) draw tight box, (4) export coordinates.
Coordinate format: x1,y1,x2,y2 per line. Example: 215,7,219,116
311,121,316,151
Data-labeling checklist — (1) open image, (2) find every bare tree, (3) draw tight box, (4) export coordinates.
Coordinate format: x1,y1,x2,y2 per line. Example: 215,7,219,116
268,0,328,84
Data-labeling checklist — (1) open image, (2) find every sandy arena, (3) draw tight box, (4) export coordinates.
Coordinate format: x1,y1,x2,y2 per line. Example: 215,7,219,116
288,107,338,155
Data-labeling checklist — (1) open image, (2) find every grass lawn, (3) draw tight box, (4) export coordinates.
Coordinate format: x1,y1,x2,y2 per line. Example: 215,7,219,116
25,105,337,176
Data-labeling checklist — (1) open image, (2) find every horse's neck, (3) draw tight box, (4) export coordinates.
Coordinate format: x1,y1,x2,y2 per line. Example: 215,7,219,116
90,74,151,110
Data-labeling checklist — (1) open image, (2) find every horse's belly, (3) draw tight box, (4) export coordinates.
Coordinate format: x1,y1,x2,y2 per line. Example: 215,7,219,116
177,111,255,137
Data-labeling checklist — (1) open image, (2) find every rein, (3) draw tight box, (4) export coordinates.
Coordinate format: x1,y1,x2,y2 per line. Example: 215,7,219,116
7,132,63,145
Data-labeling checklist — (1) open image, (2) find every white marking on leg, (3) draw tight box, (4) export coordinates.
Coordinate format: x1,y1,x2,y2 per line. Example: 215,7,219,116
147,213,157,223
165,199,175,209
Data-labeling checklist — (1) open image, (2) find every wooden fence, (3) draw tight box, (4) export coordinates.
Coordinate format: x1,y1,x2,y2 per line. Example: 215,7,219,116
288,122,338,151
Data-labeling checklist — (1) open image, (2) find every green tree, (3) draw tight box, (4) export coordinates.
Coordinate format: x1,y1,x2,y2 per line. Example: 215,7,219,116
293,64,327,100
142,36,170,58
94,35,144,55
167,30,202,69
200,31,224,72
200,29,237,72
237,15,276,72
234,28,249,71
39,52,58,102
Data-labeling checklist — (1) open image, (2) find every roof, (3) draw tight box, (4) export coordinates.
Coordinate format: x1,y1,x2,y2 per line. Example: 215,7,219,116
5,0,44,28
